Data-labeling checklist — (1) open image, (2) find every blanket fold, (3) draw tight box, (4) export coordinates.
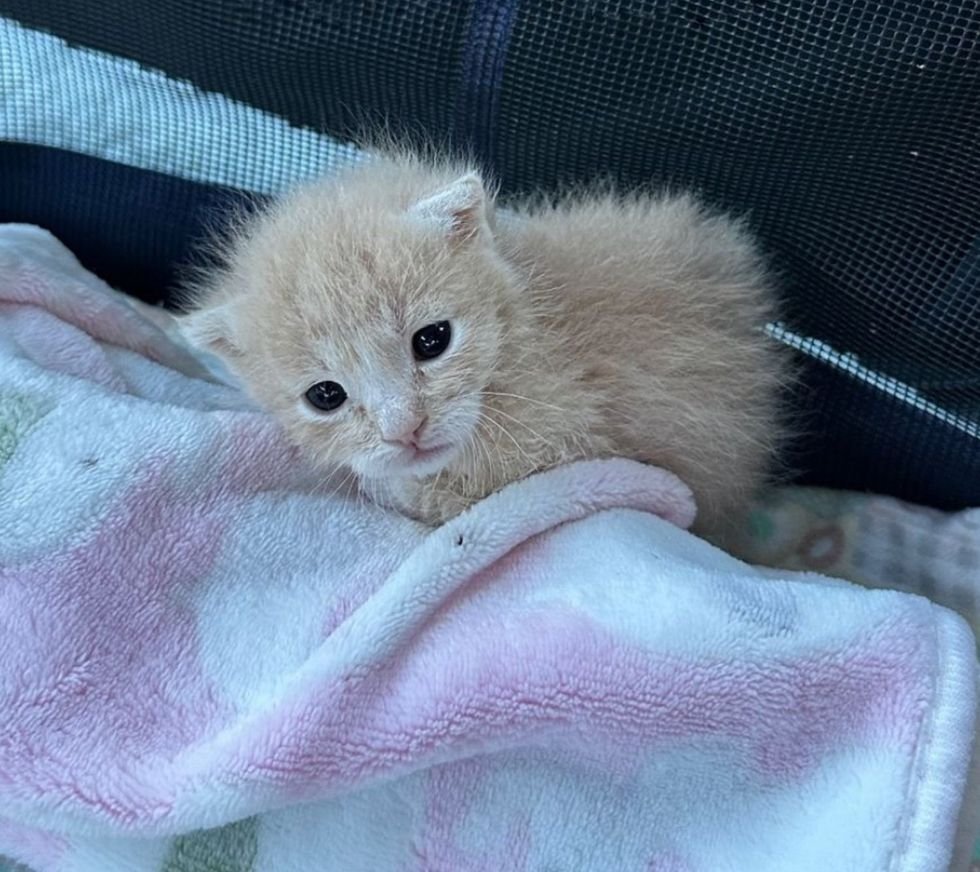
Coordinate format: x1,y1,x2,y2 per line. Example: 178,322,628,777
0,224,976,872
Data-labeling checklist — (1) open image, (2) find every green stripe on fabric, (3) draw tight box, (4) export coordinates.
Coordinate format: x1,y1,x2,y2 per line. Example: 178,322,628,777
162,817,258,872
0,391,46,472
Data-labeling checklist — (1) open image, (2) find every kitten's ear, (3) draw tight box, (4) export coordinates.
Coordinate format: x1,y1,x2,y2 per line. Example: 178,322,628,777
180,301,242,360
407,172,489,245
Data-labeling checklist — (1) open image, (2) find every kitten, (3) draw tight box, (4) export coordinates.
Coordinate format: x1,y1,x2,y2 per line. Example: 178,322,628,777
181,151,787,542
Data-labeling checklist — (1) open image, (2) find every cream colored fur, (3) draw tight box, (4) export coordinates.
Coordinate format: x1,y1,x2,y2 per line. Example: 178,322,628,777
180,152,788,542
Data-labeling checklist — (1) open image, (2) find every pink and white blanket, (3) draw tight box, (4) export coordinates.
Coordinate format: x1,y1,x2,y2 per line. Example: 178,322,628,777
0,224,976,872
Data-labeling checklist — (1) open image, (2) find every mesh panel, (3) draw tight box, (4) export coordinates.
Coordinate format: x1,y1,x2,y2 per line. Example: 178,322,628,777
498,2,980,398
0,0,978,506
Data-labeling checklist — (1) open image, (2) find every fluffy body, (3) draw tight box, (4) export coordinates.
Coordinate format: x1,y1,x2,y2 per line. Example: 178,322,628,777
181,152,787,541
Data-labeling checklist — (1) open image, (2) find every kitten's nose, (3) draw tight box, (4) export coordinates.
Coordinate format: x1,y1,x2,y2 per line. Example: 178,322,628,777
382,415,427,448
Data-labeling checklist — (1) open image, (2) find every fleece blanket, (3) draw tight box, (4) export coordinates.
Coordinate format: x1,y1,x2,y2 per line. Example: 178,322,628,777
0,224,977,872
733,490,980,870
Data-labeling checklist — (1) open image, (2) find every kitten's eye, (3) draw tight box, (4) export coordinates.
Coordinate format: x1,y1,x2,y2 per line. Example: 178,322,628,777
305,381,347,412
412,321,452,361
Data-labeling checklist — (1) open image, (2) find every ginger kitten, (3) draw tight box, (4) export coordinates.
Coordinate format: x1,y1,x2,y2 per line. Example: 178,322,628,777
181,152,787,542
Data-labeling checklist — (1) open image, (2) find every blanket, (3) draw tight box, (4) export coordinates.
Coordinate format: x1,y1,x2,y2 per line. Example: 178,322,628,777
734,488,980,641
0,224,976,872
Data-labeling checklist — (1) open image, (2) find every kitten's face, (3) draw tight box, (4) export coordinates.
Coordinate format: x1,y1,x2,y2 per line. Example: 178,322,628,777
187,171,520,482
266,252,507,482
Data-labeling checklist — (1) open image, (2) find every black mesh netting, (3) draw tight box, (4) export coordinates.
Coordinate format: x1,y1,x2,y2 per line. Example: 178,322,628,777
1,0,978,507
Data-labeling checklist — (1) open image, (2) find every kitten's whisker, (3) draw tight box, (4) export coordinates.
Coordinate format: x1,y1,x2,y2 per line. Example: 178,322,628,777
474,418,502,471
485,407,549,448
474,412,496,471
324,466,359,503
472,420,503,495
476,411,536,468
480,390,569,414
311,459,344,493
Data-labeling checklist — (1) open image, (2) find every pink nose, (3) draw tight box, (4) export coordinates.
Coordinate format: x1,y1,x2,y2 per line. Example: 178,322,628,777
384,416,427,448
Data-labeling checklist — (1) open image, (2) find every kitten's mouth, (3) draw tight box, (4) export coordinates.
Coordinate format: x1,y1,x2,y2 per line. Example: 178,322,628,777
393,441,454,474
413,443,450,461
